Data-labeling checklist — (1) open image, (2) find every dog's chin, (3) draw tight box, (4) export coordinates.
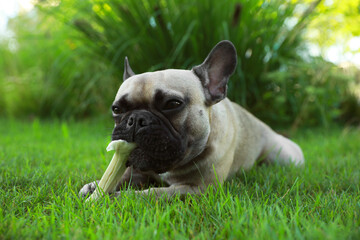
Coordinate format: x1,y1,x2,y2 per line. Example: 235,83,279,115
114,126,186,173
126,147,182,173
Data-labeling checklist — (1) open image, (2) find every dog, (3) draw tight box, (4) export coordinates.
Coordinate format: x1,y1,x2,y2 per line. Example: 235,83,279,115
79,40,304,198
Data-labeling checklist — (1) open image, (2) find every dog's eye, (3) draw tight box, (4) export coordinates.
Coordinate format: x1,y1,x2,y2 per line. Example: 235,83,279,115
112,106,121,114
162,99,183,111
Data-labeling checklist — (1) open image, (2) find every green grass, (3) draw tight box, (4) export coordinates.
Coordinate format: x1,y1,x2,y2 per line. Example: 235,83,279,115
1,119,359,239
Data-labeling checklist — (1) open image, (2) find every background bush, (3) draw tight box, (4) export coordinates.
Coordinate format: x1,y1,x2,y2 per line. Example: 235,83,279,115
0,12,117,118
0,0,358,126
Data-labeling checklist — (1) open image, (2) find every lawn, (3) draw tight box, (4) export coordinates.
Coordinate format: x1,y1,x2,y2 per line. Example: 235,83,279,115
0,119,359,239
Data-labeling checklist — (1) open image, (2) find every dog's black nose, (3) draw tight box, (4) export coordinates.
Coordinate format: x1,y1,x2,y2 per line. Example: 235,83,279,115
126,111,157,133
127,114,149,129
112,110,161,142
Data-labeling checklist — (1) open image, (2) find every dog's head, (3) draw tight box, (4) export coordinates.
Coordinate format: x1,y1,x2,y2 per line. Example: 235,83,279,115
111,40,237,173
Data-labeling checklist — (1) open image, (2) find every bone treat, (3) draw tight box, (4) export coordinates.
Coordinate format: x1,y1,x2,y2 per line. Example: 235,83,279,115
86,140,136,202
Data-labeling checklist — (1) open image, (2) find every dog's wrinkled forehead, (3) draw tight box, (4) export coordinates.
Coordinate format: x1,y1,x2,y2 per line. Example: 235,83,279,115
115,69,203,103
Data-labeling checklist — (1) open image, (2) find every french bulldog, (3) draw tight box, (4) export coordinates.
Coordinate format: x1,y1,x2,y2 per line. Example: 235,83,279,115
79,40,304,198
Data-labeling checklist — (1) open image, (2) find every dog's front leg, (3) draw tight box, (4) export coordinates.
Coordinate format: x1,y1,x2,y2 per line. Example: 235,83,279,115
113,185,202,199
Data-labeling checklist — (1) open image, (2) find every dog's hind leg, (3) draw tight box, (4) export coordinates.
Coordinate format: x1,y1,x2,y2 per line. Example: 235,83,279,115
261,132,304,166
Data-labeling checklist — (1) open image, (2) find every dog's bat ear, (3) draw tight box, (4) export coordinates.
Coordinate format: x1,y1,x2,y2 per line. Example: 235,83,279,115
123,57,136,81
192,40,237,105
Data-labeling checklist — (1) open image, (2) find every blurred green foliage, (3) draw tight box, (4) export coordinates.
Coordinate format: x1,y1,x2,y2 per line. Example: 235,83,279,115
0,11,115,118
0,0,358,126
307,0,360,48
263,58,353,127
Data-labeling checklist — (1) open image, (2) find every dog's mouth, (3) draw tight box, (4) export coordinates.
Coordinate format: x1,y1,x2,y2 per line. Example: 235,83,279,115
112,110,186,173
126,127,185,173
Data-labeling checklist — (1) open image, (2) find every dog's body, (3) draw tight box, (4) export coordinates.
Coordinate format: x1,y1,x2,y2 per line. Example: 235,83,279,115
80,41,304,198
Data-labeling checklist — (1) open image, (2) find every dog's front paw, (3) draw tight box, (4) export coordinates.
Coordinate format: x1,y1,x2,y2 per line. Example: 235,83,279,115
79,180,99,198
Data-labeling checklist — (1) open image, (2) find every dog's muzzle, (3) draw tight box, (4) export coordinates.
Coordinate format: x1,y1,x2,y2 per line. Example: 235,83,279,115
112,110,186,173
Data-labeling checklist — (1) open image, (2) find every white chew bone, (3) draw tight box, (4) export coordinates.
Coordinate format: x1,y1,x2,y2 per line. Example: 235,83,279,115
86,140,136,202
